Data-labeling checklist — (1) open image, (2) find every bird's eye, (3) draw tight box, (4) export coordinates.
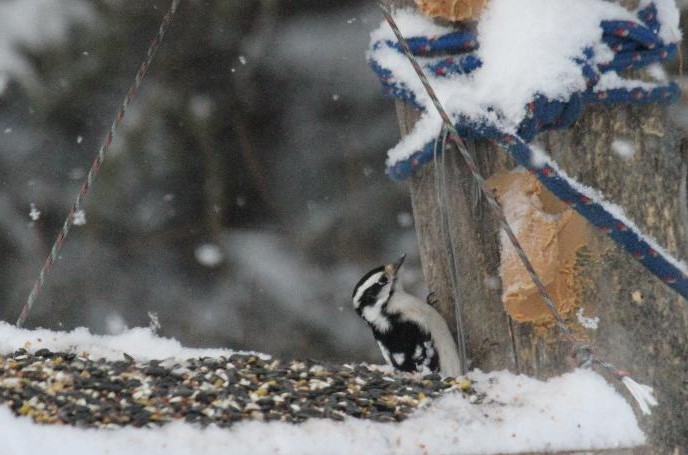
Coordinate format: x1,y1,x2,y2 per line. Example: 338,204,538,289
378,275,389,285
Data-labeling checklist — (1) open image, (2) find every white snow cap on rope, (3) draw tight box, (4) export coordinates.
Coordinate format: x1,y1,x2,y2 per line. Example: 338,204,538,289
621,376,658,415
372,0,681,169
641,0,682,43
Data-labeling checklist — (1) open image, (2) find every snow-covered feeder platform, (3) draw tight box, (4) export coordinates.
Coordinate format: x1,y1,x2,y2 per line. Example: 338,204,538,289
0,322,644,454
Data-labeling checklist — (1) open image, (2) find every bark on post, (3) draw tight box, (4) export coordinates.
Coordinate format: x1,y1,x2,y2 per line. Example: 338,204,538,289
386,0,688,452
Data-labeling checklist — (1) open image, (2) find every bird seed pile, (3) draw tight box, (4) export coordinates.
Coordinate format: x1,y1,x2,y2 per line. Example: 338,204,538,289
0,349,480,428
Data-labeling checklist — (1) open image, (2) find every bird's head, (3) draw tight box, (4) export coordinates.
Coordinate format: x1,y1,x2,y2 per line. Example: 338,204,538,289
351,254,406,319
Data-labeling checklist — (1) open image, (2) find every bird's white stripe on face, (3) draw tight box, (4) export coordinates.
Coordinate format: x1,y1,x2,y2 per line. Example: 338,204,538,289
352,271,385,309
412,344,423,360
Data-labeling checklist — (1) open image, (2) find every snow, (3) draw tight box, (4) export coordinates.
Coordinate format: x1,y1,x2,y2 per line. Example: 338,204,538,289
465,0,619,124
72,209,87,226
371,0,679,168
611,138,636,159
594,71,667,92
621,377,658,416
576,307,600,330
147,311,161,333
529,144,551,169
194,243,225,268
28,204,41,222
369,8,452,43
0,322,258,363
0,323,647,454
645,64,668,82
641,0,682,43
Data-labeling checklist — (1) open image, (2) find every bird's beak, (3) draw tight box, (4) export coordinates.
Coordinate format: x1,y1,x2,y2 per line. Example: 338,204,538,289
386,254,406,276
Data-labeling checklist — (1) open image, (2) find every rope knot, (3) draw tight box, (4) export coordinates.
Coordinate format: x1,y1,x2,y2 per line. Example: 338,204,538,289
518,94,584,142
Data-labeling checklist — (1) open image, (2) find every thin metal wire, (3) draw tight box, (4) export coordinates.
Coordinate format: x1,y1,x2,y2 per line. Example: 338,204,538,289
433,126,469,374
17,0,182,328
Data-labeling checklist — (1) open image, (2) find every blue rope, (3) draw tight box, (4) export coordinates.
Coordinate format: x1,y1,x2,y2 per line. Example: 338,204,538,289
369,3,688,301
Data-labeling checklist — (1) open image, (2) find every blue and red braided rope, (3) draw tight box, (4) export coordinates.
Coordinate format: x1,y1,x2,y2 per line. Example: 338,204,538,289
370,3,688,302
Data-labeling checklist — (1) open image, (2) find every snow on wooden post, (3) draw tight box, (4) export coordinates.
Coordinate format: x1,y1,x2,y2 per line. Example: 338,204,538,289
384,0,688,452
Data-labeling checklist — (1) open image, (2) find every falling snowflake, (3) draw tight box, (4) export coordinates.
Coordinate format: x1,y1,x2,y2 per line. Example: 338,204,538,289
189,95,214,120
194,243,224,267
68,167,86,180
397,212,414,228
611,139,635,159
72,209,87,226
29,204,41,221
105,313,128,335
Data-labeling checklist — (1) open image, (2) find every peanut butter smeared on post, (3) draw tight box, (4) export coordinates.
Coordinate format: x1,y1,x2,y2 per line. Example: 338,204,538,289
488,170,592,326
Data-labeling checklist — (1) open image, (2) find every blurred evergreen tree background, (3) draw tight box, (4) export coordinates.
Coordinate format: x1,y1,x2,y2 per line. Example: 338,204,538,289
0,0,424,363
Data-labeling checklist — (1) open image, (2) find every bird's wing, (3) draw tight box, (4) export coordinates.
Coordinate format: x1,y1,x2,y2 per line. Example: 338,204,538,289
390,292,461,377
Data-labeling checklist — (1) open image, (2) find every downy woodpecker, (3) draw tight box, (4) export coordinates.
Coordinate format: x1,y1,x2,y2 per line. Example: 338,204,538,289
351,255,461,377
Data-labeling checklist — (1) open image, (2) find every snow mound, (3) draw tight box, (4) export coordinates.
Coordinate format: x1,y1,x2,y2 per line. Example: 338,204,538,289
0,323,645,454
0,321,266,362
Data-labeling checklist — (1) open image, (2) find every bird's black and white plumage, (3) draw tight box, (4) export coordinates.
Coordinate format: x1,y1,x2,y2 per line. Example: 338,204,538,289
351,255,460,376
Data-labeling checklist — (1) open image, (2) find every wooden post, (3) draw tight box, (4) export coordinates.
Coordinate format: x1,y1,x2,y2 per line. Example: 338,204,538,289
386,1,688,452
